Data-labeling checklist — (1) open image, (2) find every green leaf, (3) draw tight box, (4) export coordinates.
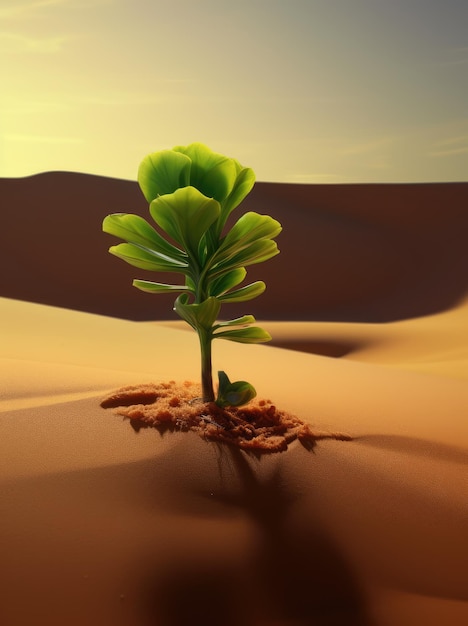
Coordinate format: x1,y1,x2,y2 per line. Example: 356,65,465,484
220,163,255,223
150,187,221,262
133,280,191,295
213,315,256,331
174,294,221,331
217,281,266,303
173,142,237,202
103,213,186,263
215,371,257,408
185,275,197,292
138,150,191,203
213,326,272,343
207,267,247,297
213,212,282,267
210,239,279,276
108,243,188,273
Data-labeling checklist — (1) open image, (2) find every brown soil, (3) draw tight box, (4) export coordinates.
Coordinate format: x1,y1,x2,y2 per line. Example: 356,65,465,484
100,381,352,453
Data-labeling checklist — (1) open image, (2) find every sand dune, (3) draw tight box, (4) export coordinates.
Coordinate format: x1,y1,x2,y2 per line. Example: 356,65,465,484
1,174,468,625
1,173,467,321
155,297,468,380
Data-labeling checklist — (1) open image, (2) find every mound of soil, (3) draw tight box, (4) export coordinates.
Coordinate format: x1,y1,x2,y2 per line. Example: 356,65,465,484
101,381,351,453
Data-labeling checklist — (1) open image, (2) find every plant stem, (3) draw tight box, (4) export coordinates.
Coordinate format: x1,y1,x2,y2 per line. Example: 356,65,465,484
198,327,215,402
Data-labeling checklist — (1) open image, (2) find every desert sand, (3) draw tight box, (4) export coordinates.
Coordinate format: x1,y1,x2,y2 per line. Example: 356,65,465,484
1,174,467,625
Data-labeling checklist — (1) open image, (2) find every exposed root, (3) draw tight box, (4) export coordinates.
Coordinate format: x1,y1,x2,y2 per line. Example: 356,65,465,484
100,381,352,454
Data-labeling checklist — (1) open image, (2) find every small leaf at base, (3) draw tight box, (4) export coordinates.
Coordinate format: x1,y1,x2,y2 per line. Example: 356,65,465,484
215,371,257,408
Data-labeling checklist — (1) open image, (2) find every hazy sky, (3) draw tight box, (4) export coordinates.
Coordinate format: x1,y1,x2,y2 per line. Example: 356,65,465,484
1,0,467,182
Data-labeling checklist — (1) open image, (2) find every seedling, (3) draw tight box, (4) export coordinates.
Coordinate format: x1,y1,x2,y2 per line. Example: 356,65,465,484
103,143,281,407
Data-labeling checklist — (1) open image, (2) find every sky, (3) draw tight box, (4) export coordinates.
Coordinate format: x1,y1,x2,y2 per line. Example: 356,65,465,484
1,0,467,183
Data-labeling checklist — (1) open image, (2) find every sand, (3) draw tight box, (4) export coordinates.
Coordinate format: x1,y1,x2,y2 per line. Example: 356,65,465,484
1,175,467,625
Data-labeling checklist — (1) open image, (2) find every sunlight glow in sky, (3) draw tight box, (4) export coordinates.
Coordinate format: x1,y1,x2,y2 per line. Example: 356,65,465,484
1,0,467,182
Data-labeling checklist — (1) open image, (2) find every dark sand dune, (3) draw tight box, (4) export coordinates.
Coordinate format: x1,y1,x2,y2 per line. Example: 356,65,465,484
1,172,467,321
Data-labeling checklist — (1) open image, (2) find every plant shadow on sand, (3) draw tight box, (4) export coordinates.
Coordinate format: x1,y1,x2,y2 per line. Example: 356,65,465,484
139,444,372,626
100,382,371,625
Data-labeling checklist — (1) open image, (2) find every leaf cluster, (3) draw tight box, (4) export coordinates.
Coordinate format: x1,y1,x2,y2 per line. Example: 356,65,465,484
103,143,281,347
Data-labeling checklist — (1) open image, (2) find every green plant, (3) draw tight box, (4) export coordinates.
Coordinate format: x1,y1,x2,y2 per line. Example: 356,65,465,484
103,143,281,407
